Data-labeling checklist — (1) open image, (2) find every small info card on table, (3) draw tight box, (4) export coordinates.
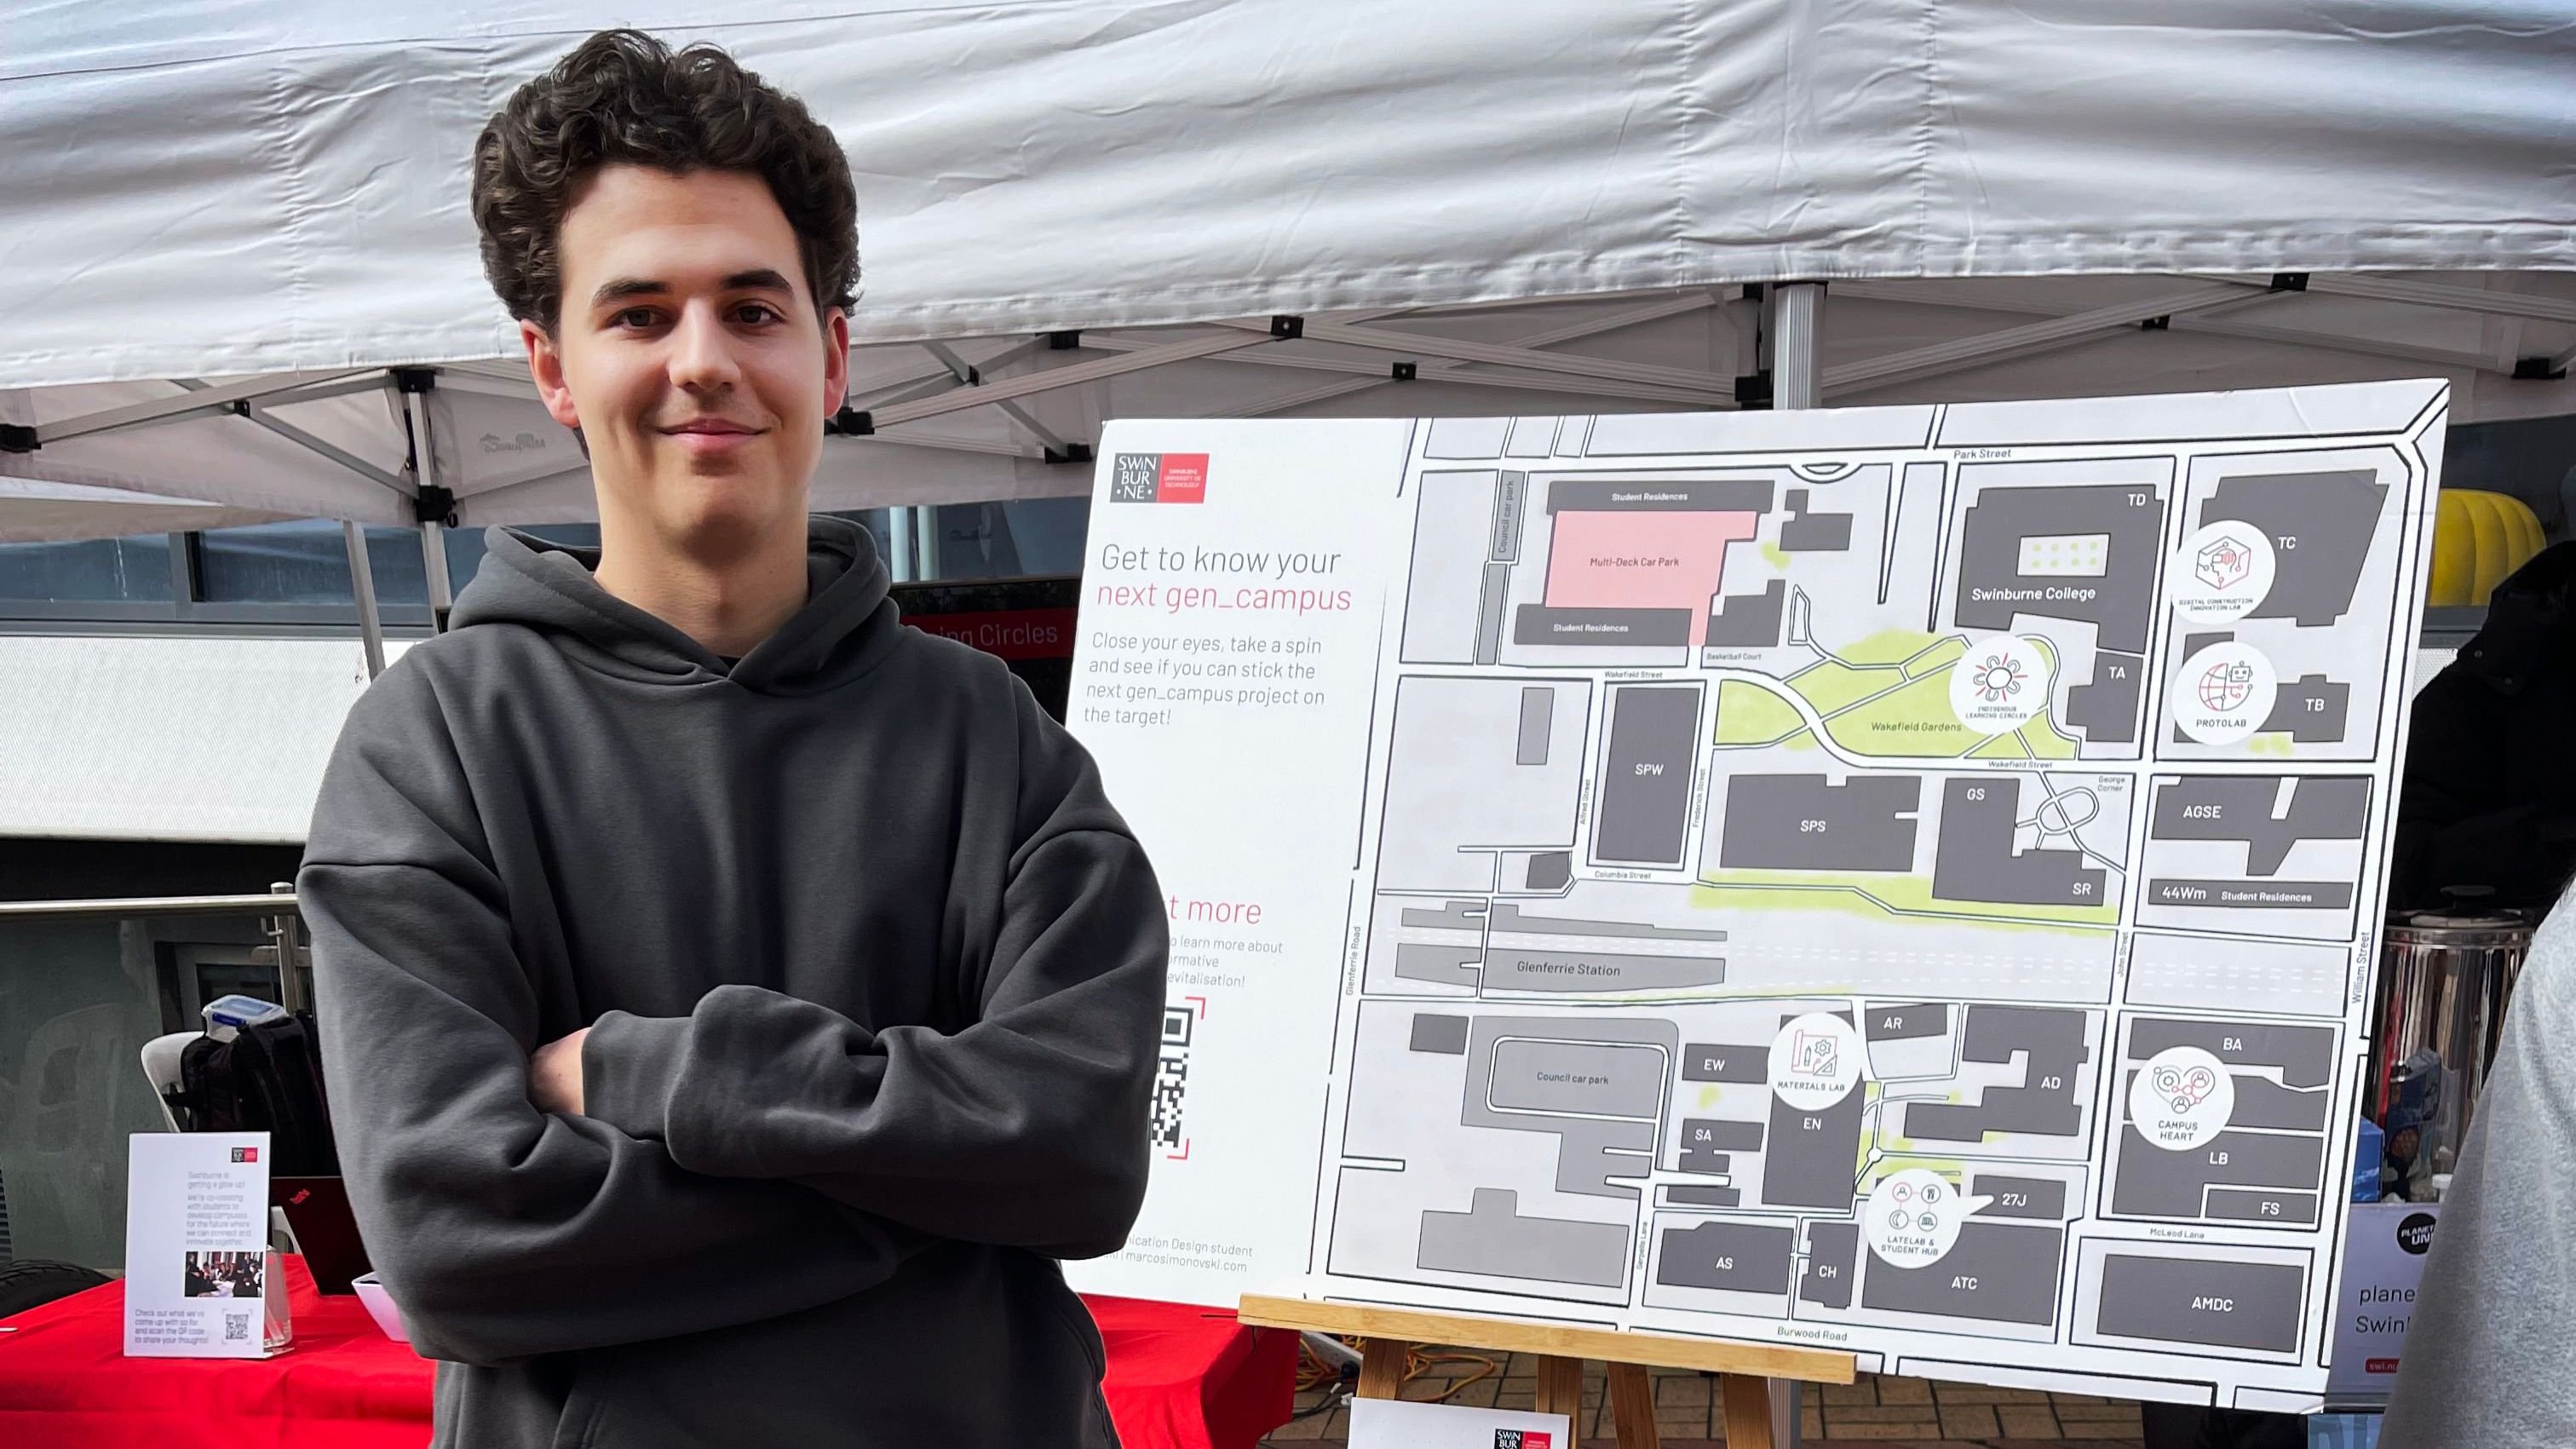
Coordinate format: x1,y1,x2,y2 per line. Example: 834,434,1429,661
124,1130,287,1357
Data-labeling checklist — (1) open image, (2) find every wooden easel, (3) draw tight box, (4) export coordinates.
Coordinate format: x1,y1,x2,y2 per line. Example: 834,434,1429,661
1239,1295,1853,1448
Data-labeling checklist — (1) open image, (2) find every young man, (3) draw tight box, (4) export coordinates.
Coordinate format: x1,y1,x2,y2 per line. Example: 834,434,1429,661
299,31,1165,1447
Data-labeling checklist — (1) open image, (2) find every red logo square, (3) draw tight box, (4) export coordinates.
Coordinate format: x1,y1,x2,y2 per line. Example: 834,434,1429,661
1157,454,1209,504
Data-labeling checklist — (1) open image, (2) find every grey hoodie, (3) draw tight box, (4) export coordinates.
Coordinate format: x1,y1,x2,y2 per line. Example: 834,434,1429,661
2378,882,2576,1447
297,516,1165,1447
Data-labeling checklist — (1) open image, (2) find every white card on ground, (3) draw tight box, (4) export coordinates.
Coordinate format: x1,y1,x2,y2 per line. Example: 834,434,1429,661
1348,1396,1573,1448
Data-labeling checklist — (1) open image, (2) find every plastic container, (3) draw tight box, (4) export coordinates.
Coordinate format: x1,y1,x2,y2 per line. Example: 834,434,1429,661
349,1272,410,1343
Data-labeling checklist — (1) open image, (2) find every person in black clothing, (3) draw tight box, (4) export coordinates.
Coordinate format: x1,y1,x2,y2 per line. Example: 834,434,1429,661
2393,541,2576,915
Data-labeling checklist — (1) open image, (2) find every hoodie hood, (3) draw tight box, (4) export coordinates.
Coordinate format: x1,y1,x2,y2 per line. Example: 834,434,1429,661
448,514,898,695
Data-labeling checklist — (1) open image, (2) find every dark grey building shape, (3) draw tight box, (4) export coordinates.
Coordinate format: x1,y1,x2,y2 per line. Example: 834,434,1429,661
1865,1003,1950,1042
1762,1072,1866,1210
1411,1014,1472,1055
1718,773,1922,872
2258,674,2351,743
2203,471,2388,628
1954,484,2167,653
1860,1220,2063,1326
1546,478,1776,515
2095,1253,2304,1354
1596,687,1700,865
1666,1184,1743,1209
1930,777,2107,908
2149,776,2371,877
1655,1220,1796,1296
1525,852,1573,891
1909,1006,2090,1143
2127,1017,2336,1090
1680,1043,1768,1084
1515,605,1693,648
1780,487,1854,552
1801,1221,1859,1308
1970,1175,2067,1220
2111,1127,2326,1222
1704,578,1786,648
2065,649,2146,745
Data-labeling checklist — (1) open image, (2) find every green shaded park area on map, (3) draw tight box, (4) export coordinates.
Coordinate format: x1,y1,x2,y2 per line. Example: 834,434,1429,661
1708,630,2084,760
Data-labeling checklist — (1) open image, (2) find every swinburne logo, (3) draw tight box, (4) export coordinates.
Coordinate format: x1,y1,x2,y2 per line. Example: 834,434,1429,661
1110,452,1209,504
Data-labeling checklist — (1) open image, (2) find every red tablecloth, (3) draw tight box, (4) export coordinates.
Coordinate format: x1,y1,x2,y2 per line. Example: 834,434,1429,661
0,1257,1293,1448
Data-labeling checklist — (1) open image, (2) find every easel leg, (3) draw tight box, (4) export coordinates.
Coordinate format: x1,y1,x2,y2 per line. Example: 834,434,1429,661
1357,1337,1408,1400
1719,1372,1775,1449
1535,1354,1585,1419
1606,1361,1663,1449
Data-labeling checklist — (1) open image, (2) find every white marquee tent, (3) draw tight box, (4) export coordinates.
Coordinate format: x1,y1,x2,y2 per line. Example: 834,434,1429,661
5,0,2573,594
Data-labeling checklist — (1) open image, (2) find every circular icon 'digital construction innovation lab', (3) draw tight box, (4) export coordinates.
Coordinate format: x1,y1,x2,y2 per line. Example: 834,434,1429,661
1947,635,2052,732
2128,1045,2236,1151
2171,521,2278,624
1865,1167,1995,1268
2172,640,2279,746
1768,1012,1865,1113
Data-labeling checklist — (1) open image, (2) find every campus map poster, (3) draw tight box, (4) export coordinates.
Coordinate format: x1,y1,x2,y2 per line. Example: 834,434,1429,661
1061,381,2446,1411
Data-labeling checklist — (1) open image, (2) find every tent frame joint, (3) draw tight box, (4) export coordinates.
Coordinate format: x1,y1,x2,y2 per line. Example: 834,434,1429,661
828,406,877,436
393,366,437,394
1048,330,1082,350
1269,314,1305,340
414,485,458,526
2268,272,2310,292
1734,370,1773,410
1044,442,1095,465
1,423,40,453
1391,360,1417,381
2513,355,2568,382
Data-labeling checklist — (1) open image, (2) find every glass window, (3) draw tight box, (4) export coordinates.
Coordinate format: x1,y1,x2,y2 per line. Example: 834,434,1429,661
441,520,601,597
0,533,174,603
196,521,429,606
919,497,1089,581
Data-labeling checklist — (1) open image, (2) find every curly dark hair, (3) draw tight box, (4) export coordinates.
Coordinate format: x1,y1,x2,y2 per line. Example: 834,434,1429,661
471,30,860,331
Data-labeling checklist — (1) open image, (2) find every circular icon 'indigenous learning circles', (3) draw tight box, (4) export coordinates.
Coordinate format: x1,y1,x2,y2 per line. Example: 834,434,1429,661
2128,1045,2236,1150
2171,522,2277,624
1947,635,2051,731
2171,641,2278,745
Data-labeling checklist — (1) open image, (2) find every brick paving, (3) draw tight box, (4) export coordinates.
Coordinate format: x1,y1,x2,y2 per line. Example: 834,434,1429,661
1259,1350,2144,1447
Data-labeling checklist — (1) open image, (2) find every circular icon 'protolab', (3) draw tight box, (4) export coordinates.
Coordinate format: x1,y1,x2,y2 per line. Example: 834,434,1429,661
2171,522,2277,624
2172,641,2278,746
1767,1012,1863,1111
1948,635,2052,731
2128,1045,2235,1150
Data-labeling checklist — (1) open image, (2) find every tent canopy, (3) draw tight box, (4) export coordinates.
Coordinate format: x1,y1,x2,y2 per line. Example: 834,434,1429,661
4,1,2573,542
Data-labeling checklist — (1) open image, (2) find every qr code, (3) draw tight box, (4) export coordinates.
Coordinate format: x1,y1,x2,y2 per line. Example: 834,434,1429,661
223,1312,250,1343
1149,1006,1193,1153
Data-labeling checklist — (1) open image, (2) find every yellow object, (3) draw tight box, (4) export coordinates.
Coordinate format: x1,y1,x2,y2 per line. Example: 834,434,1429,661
2429,489,2545,607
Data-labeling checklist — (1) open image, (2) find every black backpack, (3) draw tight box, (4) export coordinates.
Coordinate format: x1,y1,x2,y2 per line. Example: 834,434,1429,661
170,1011,341,1176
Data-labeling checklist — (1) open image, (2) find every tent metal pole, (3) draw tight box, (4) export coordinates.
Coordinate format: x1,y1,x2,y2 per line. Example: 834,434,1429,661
421,520,454,631
37,369,377,446
400,383,455,632
913,504,940,579
888,506,916,582
1762,278,1824,1448
341,520,386,681
1771,282,1826,408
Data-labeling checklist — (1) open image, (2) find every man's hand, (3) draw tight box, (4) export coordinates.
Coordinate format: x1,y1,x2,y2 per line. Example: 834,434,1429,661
531,1026,590,1115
